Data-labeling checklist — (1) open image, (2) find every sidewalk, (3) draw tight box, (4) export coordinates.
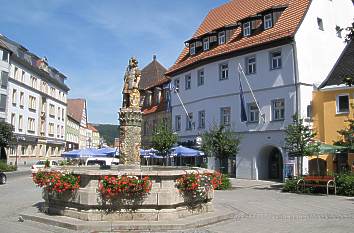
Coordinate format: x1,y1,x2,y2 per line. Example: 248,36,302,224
4,165,31,179
230,178,283,189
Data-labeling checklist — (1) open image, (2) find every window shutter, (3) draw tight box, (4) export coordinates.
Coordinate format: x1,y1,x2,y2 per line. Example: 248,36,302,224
0,94,6,112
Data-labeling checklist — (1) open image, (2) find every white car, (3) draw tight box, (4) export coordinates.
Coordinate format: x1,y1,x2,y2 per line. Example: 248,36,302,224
31,160,59,173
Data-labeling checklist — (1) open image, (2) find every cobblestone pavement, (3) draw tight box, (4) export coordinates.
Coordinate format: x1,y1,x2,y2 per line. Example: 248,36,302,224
2,176,354,232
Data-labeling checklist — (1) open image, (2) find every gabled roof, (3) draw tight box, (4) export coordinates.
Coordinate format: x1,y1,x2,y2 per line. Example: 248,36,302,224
319,41,354,88
139,55,170,91
87,123,98,132
67,99,86,123
166,0,311,76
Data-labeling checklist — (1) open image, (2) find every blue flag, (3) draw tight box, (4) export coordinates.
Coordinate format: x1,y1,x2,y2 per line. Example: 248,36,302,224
239,73,247,122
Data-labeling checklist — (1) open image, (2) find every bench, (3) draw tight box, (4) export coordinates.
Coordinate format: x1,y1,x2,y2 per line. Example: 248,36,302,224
297,176,336,195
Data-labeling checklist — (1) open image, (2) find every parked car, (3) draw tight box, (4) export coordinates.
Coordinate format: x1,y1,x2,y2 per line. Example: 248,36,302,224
0,172,6,185
31,160,59,173
85,157,119,166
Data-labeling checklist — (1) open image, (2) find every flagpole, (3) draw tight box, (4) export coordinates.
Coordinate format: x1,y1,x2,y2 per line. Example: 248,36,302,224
237,63,265,122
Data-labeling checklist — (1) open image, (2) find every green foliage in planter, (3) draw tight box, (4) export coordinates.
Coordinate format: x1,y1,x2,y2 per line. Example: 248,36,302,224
0,160,17,172
282,179,298,193
335,173,354,196
215,174,231,190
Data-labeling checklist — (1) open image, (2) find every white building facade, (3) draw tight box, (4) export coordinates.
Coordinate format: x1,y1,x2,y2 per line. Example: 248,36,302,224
0,35,69,165
166,0,354,180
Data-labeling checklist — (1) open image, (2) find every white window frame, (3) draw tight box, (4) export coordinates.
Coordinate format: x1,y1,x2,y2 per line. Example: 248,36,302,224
248,103,259,123
270,51,282,69
12,89,17,105
190,42,196,55
19,92,24,107
185,74,191,90
203,37,209,51
272,99,285,121
220,107,231,126
336,94,350,114
186,113,193,130
264,14,273,29
198,110,205,129
246,56,256,74
243,22,251,37
197,69,204,86
218,31,226,45
219,63,229,80
174,78,180,92
175,115,181,131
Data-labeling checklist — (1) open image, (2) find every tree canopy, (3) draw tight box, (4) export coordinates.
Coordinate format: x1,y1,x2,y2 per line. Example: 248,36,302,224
151,121,177,157
334,119,354,152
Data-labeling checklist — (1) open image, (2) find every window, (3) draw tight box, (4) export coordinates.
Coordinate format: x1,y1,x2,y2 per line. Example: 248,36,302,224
197,69,204,86
40,121,45,134
190,42,196,55
49,104,55,117
335,25,342,38
57,125,60,137
203,37,209,51
27,118,35,133
61,126,64,138
1,50,8,62
18,115,23,131
0,94,6,112
21,71,25,83
198,110,205,129
11,113,15,126
220,107,231,126
264,14,273,29
218,31,226,45
57,107,61,120
29,96,36,110
62,109,65,121
12,89,17,105
307,102,312,119
185,74,191,90
174,78,180,92
19,92,24,107
246,56,256,74
248,103,259,123
50,87,55,97
317,17,324,31
272,99,285,120
175,115,181,131
30,76,37,89
243,22,251,36
219,63,229,80
49,123,54,136
336,94,349,114
270,51,282,69
1,71,8,88
186,113,193,130
14,67,19,80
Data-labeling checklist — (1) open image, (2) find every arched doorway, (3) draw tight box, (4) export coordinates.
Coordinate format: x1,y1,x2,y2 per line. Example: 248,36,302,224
257,146,283,181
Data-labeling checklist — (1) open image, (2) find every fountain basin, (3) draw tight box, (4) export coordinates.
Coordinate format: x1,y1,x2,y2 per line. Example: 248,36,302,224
43,166,214,221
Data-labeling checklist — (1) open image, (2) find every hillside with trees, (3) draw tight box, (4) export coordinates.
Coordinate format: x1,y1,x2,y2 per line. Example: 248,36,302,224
93,124,119,146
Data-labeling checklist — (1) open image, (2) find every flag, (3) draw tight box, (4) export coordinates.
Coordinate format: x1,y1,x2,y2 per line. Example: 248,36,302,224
239,72,248,122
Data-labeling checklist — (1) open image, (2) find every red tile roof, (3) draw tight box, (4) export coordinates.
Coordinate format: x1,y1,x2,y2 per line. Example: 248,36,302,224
67,99,86,124
166,0,311,76
87,123,98,132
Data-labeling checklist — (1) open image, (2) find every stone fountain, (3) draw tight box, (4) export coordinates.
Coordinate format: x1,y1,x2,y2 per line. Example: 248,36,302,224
41,57,214,222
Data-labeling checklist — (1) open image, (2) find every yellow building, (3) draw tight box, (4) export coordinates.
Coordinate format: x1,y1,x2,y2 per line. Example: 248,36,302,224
311,41,354,174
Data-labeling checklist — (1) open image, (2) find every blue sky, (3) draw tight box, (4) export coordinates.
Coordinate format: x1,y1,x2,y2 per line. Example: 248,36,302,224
0,0,228,124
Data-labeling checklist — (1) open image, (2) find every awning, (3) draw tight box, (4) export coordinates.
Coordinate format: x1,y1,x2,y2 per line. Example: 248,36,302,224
319,143,347,154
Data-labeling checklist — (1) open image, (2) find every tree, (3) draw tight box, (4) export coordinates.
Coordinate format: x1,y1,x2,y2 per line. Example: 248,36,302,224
151,121,177,162
334,119,354,153
342,19,354,86
201,125,240,174
0,122,14,161
284,115,320,176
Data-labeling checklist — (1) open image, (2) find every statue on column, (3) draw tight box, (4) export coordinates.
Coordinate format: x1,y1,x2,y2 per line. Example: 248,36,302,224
122,57,141,110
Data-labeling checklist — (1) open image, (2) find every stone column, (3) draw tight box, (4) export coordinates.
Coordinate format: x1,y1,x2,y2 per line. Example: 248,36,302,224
119,109,142,166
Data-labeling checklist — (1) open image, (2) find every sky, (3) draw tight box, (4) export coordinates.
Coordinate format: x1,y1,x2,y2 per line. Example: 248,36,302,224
0,0,228,124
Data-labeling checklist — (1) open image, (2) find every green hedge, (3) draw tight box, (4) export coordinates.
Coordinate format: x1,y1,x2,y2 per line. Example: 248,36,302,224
0,160,17,172
282,179,298,193
335,173,354,196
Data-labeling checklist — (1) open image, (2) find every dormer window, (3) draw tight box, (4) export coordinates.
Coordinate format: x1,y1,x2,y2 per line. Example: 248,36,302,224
264,14,273,29
243,22,251,37
190,42,196,55
203,37,209,51
218,31,226,45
